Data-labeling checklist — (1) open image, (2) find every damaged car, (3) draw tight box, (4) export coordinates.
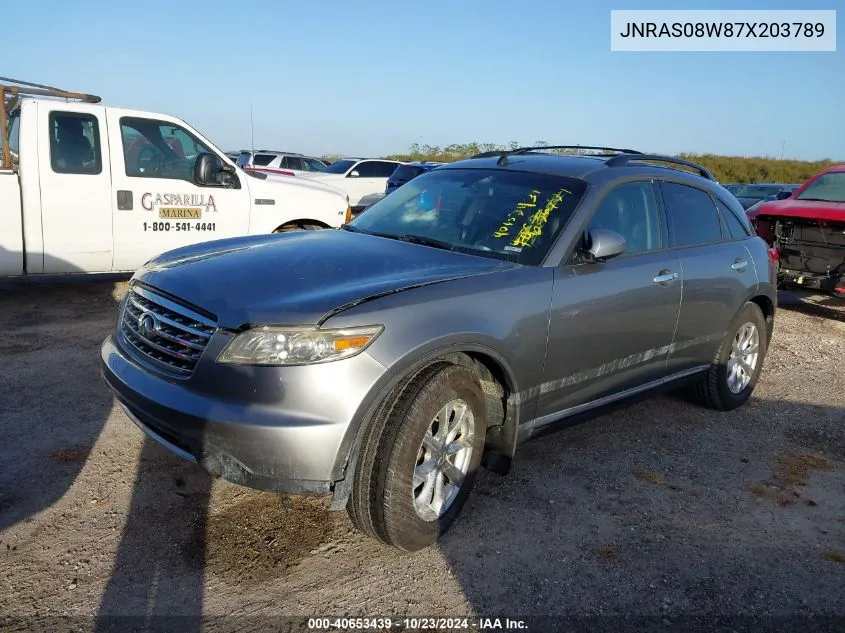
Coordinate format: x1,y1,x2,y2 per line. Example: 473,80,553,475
748,164,845,297
101,146,777,552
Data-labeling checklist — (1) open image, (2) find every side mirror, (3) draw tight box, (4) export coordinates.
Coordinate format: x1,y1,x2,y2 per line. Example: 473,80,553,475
348,170,360,178
194,152,223,185
584,228,627,262
776,190,792,200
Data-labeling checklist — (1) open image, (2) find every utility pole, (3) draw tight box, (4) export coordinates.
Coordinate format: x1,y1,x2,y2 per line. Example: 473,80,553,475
780,141,785,160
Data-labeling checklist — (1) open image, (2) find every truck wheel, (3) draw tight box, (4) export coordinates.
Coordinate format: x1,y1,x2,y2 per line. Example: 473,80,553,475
273,223,324,233
348,362,486,551
687,301,768,411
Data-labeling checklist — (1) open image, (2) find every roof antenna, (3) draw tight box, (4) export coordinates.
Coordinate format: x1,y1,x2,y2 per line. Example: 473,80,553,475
249,100,255,158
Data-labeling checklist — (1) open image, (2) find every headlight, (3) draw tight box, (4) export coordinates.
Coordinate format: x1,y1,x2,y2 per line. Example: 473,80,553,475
217,325,383,366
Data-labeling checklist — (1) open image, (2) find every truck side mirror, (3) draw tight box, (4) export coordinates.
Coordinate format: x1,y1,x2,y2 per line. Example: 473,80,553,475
194,152,223,185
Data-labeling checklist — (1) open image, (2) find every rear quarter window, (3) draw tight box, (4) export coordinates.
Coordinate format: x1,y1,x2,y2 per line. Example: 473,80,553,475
715,197,751,240
661,181,723,248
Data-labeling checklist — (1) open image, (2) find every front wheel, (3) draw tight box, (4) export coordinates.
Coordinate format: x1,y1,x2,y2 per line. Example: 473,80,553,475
348,363,487,551
688,301,768,410
272,223,324,233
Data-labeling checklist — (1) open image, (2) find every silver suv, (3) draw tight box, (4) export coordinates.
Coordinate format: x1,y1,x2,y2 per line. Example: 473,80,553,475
236,150,327,176
100,146,777,552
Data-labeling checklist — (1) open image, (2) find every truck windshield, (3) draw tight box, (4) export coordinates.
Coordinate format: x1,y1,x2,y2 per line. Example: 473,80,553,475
795,173,845,203
348,168,587,266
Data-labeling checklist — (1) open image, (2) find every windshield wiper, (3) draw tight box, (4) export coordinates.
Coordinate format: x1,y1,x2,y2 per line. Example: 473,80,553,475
340,224,361,232
796,197,836,202
394,234,456,251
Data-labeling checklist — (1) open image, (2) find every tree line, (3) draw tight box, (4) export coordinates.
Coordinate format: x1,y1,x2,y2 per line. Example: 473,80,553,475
365,141,841,184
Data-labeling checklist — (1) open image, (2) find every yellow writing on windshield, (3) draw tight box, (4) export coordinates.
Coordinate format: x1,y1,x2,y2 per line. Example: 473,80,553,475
510,188,571,248
493,190,541,238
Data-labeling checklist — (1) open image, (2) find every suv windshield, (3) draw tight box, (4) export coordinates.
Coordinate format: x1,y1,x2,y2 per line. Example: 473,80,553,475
322,159,357,174
795,173,845,203
349,168,587,266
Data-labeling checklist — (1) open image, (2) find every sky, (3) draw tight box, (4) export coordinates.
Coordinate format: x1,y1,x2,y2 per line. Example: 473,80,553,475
6,0,844,161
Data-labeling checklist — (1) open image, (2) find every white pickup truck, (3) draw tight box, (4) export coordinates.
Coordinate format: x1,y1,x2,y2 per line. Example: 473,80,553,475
0,79,351,277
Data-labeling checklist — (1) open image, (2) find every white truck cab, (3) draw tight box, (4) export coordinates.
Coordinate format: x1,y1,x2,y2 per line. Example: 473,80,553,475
0,78,351,277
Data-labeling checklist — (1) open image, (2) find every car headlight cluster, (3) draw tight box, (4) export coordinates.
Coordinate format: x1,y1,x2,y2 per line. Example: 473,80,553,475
217,325,383,366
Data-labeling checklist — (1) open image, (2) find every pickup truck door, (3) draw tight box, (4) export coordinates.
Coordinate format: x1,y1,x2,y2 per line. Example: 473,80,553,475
105,112,251,272
0,171,23,276
36,102,113,273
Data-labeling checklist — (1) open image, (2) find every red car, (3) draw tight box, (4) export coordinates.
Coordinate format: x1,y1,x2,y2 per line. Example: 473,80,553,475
747,164,845,297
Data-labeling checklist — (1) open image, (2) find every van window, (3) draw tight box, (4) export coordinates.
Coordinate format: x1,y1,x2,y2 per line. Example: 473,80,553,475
120,117,213,183
49,111,102,175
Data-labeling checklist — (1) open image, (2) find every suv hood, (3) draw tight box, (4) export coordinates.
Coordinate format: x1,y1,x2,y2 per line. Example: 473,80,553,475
135,230,518,327
749,198,845,223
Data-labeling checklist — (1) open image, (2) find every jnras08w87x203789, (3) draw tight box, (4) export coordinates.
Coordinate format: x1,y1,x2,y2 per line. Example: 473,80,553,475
101,146,776,552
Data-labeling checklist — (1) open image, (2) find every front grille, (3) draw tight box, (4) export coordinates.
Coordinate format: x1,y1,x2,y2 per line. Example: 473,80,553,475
119,284,217,376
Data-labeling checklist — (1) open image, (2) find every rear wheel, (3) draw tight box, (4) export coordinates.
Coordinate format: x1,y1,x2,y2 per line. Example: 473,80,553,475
347,363,486,551
688,301,768,410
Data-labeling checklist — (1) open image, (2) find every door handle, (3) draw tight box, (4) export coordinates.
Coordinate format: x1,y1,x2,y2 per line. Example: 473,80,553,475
732,258,749,272
653,270,679,284
117,190,133,210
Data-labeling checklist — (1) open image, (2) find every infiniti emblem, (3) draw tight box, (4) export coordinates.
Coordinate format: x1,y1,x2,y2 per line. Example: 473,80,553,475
137,311,160,339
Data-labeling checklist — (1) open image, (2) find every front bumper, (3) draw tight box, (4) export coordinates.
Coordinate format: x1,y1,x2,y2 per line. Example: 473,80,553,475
100,333,387,495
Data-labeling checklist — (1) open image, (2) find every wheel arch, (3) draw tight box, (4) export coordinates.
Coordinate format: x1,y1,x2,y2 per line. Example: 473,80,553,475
272,219,332,232
328,341,521,509
747,293,775,344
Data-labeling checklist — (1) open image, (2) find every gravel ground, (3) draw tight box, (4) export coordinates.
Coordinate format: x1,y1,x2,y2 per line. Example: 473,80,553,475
0,280,843,632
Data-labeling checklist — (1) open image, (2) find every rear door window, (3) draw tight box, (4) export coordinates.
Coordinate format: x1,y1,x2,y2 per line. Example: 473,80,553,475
660,182,723,248
283,156,305,170
49,111,103,175
373,161,401,177
353,161,378,177
252,153,277,167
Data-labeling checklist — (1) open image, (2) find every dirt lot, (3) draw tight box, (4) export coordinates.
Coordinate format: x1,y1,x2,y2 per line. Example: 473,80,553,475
1,279,844,631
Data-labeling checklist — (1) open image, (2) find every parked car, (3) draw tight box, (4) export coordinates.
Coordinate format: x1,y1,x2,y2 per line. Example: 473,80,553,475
725,183,796,210
298,157,405,211
385,161,444,195
100,146,776,552
236,150,327,177
744,184,801,215
748,165,845,297
0,78,350,278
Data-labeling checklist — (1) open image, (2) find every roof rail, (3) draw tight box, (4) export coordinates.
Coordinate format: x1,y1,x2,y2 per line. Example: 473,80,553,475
1,78,101,169
495,145,643,166
605,153,717,181
510,145,643,156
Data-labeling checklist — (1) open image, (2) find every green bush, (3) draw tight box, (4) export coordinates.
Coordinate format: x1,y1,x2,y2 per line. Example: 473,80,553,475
373,142,842,184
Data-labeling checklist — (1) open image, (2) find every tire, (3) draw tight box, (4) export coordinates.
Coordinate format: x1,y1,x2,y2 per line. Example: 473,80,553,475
347,362,487,551
272,223,323,233
688,301,768,411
